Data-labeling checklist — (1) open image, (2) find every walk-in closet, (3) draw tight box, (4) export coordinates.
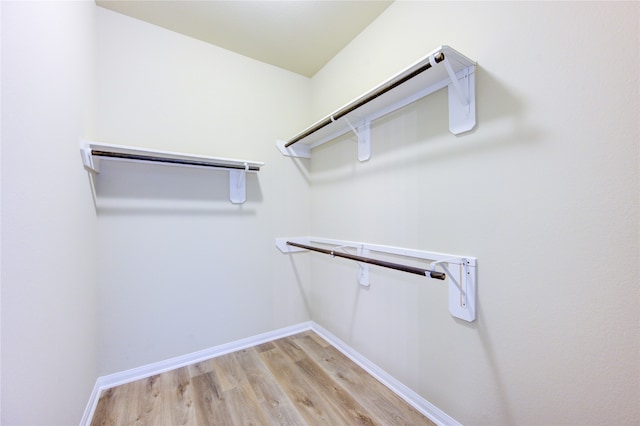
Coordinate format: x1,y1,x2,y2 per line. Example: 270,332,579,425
2,2,638,425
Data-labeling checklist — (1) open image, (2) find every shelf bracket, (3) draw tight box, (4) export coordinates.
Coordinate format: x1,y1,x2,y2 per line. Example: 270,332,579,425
442,58,476,135
229,165,247,204
344,118,371,162
357,246,370,286
431,258,476,322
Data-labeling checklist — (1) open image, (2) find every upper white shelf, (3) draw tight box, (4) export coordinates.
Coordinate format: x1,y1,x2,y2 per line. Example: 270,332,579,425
80,140,264,204
276,45,476,161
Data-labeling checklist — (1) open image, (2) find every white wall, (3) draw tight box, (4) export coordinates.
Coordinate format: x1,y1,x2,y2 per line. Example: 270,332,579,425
307,2,639,425
93,8,312,374
1,1,99,424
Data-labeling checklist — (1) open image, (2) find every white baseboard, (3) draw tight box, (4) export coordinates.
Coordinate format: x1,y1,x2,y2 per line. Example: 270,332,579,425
81,320,458,426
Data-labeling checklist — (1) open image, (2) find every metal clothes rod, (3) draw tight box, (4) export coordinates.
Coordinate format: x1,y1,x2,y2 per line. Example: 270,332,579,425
286,241,446,280
284,52,445,148
91,150,261,171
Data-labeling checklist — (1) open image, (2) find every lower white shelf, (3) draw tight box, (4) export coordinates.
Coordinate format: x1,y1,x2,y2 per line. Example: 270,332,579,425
276,236,477,322
80,140,264,204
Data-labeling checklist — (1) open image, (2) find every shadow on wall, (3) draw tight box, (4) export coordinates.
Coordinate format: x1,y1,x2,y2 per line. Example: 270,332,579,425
475,314,516,425
285,253,313,316
284,67,538,184
84,159,263,215
454,270,517,425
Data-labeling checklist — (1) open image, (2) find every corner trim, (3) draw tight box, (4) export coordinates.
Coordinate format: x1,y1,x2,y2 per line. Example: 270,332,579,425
79,379,103,426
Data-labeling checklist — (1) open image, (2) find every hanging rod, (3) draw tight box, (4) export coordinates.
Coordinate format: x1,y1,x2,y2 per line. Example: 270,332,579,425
284,52,445,148
286,241,446,280
90,150,261,171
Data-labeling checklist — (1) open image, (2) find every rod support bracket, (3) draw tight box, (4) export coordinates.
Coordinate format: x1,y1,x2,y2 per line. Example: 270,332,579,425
357,246,370,286
357,122,371,162
343,118,371,162
229,169,246,204
431,258,477,322
445,63,476,135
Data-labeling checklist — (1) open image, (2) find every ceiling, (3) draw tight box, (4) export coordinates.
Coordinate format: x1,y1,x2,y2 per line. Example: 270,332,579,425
95,1,393,77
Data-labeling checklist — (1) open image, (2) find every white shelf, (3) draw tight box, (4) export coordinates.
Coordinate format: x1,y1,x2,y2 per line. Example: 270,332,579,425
276,236,477,322
80,140,264,204
276,45,476,160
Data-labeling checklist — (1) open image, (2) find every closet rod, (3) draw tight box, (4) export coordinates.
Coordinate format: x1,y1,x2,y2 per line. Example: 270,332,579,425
91,150,261,171
286,241,446,280
284,52,445,148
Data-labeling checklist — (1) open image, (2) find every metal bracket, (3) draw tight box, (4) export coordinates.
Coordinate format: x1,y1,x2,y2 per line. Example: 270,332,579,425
344,118,371,162
443,59,476,135
431,258,476,322
357,246,370,286
229,163,248,204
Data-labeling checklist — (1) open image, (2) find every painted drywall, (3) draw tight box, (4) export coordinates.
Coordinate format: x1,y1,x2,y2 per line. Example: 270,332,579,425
93,7,313,375
1,1,99,424
306,2,639,425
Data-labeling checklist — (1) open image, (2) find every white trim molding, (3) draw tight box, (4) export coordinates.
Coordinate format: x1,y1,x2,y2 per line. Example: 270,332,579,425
81,321,459,426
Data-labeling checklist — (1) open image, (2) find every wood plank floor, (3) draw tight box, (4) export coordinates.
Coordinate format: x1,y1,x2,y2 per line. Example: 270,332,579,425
91,331,435,425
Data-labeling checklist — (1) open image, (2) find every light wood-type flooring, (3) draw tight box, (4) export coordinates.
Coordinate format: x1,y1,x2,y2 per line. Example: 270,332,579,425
91,330,435,425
